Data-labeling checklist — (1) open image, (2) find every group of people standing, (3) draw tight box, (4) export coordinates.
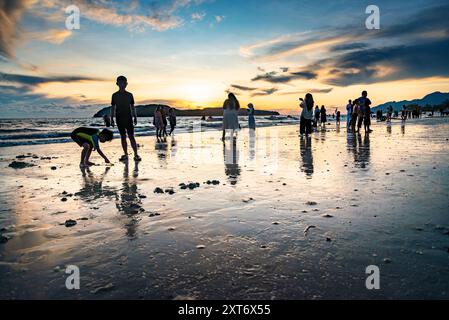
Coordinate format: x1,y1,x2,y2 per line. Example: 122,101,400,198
299,90,373,136
345,91,373,133
153,106,177,139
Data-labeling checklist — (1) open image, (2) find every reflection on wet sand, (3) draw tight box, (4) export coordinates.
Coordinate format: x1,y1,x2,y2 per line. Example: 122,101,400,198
249,129,256,160
155,138,168,164
223,139,241,185
299,136,314,178
347,133,371,169
115,161,145,240
75,166,116,203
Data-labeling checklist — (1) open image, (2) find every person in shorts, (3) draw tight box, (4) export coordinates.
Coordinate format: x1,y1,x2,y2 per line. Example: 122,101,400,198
111,75,141,162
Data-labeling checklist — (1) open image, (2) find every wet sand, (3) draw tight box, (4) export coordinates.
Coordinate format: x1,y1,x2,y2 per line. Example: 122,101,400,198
1,118,449,299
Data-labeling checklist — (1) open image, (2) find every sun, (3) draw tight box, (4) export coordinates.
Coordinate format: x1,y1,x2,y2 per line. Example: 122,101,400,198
180,82,221,105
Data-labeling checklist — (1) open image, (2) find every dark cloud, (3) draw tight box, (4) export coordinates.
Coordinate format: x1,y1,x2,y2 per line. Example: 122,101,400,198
251,70,317,83
245,3,449,86
280,88,333,95
230,84,256,91
251,88,278,96
331,43,368,52
0,72,105,85
324,39,449,86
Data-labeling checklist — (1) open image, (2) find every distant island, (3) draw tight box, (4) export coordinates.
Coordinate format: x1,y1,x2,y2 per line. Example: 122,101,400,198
372,91,449,112
93,105,280,118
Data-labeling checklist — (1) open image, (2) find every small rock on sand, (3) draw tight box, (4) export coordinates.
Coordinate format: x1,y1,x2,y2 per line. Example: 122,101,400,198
306,201,318,206
51,166,57,170
64,219,77,227
154,187,164,194
326,237,332,242
61,197,68,202
322,214,334,218
9,161,35,169
383,258,392,264
149,213,160,217
165,188,175,195
196,245,206,249
168,227,176,231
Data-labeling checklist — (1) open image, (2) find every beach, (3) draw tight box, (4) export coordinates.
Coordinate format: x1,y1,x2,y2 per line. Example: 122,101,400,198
1,118,449,299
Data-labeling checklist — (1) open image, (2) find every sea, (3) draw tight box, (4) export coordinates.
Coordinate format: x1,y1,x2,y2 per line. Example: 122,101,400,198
0,115,304,148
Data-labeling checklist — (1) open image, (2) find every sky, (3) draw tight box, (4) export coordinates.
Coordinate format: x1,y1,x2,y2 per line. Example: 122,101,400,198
0,0,449,118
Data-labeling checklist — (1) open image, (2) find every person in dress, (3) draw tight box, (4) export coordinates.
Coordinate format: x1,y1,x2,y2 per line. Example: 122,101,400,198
153,106,164,139
247,103,256,130
222,93,240,141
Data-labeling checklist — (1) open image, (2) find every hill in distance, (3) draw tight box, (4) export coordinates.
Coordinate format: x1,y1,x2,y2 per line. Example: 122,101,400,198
93,105,280,118
372,91,449,112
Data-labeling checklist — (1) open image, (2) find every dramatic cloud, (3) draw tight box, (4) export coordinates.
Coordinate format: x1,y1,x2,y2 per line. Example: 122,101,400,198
242,3,449,87
0,0,31,58
230,84,256,91
331,43,368,52
0,72,105,86
252,70,317,83
0,0,208,59
280,88,333,95
251,88,278,96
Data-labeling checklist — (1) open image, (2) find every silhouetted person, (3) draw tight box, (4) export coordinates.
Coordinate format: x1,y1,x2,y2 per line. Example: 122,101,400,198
299,93,314,136
111,75,141,162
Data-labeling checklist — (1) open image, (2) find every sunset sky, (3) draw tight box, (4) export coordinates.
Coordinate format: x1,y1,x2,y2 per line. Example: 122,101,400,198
1,0,449,117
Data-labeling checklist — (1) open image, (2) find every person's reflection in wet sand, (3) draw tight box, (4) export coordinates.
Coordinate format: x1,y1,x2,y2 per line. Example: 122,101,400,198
335,122,341,134
387,122,392,135
401,122,406,135
346,132,370,169
155,138,168,166
223,139,241,185
170,138,177,159
115,161,144,240
300,136,314,178
249,129,256,161
76,166,116,203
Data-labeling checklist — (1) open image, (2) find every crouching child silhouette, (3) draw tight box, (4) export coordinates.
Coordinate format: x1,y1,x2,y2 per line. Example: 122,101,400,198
71,127,113,167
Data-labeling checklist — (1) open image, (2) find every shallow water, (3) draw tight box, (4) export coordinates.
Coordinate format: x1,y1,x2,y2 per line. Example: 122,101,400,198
0,118,448,299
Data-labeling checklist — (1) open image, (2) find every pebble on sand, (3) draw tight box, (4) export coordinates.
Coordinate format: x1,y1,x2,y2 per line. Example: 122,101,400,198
306,201,318,206
322,214,334,218
64,219,77,227
51,166,57,170
149,212,160,217
383,258,392,264
61,197,68,202
196,245,206,249
8,161,35,169
154,187,164,194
